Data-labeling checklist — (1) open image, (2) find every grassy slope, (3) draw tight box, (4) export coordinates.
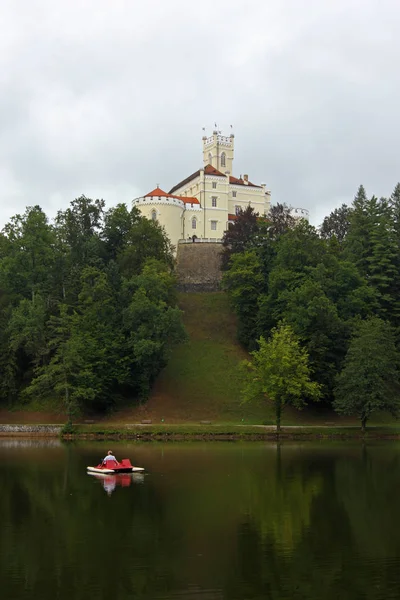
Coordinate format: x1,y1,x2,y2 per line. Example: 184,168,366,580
111,292,271,424
110,291,394,427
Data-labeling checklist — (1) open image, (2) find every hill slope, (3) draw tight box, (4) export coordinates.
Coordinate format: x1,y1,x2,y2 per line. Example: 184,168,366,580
119,292,269,423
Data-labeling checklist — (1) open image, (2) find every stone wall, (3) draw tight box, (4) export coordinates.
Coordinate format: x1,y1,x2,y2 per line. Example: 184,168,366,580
0,424,62,436
175,242,223,292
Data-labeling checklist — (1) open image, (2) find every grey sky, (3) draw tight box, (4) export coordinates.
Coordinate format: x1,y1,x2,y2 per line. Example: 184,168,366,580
1,0,399,227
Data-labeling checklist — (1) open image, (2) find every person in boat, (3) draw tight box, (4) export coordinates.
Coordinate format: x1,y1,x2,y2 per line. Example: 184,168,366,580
102,450,118,465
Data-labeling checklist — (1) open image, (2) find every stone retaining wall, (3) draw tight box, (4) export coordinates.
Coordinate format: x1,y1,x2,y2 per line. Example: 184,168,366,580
176,242,223,291
0,424,62,436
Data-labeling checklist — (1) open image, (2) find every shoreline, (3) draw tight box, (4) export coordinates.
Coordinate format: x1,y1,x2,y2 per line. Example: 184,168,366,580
2,423,400,440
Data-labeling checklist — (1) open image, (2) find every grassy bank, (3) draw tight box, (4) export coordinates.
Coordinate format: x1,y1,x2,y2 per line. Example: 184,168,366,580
56,423,400,441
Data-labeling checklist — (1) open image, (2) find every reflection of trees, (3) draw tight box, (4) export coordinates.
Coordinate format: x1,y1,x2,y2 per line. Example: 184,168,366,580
225,445,400,600
0,446,178,599
3,443,400,599
335,446,400,558
242,452,323,551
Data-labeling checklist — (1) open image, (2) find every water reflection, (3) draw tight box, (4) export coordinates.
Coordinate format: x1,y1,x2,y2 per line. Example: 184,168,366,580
0,438,62,448
2,441,400,600
88,472,145,495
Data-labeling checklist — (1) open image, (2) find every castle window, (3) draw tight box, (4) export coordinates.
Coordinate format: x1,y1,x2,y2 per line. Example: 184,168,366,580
212,182,217,189
151,210,157,221
232,191,237,198
212,197,217,207
208,153,212,164
221,152,226,167
211,220,217,231
235,205,241,215
192,217,197,230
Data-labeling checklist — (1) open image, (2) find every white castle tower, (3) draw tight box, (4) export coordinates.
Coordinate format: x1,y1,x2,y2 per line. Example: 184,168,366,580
202,130,235,175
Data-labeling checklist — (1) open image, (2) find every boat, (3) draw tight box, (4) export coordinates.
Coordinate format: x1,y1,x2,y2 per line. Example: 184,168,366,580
87,458,144,474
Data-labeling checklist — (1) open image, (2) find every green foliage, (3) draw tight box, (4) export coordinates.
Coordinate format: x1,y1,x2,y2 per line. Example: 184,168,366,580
0,196,184,417
334,317,400,430
266,202,296,239
320,203,352,244
221,206,260,270
223,182,400,412
60,421,77,435
222,251,264,348
280,279,346,399
117,217,174,278
122,260,187,398
242,324,321,430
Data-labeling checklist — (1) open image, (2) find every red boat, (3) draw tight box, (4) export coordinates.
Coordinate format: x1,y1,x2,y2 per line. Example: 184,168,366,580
87,458,144,474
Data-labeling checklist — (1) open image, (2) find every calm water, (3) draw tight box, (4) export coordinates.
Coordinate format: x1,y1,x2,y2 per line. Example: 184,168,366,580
1,440,400,600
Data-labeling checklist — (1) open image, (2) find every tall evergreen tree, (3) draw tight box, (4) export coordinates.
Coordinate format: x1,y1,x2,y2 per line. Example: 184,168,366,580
334,317,400,430
345,187,398,321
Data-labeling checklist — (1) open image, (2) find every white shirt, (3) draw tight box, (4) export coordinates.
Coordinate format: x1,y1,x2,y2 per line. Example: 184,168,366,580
103,455,118,463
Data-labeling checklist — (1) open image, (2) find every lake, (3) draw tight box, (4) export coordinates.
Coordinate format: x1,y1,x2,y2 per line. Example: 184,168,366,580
1,440,400,599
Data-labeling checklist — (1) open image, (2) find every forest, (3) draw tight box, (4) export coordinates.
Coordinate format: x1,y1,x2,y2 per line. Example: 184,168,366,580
223,184,400,427
2,184,400,426
0,197,186,418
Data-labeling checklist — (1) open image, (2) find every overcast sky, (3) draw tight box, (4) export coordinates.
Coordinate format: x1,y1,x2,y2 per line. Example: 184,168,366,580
1,0,399,227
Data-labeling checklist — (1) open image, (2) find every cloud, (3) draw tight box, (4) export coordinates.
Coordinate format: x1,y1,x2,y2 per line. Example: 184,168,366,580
1,0,400,228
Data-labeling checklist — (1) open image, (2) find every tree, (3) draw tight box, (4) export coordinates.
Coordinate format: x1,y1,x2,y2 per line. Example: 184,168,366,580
271,221,325,274
267,203,295,239
117,217,174,278
0,206,57,302
122,260,187,398
23,305,80,423
55,196,105,268
320,204,352,244
222,250,265,349
242,324,321,430
221,206,260,270
8,295,48,368
102,204,141,260
387,183,400,326
345,188,398,321
281,280,347,400
334,317,400,431
257,224,327,339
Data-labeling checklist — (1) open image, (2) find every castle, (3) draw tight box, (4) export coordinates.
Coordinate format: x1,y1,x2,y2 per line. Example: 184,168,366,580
132,130,275,249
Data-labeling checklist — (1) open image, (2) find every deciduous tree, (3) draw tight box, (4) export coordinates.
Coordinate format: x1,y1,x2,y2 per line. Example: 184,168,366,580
242,324,321,430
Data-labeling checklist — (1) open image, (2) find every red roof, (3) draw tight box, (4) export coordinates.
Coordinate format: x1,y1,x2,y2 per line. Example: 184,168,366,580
204,164,225,177
144,187,200,205
181,196,200,205
145,187,170,197
169,164,227,194
228,213,238,220
229,176,261,188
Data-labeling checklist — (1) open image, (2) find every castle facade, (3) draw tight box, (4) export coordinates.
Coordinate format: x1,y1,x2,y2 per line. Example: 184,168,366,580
132,130,272,248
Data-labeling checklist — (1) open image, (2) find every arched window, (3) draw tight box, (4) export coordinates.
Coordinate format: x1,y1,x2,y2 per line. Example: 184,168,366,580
208,153,212,164
151,210,157,221
221,152,226,167
192,217,197,230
